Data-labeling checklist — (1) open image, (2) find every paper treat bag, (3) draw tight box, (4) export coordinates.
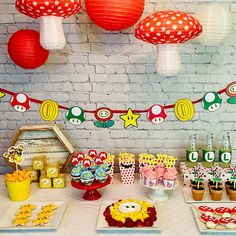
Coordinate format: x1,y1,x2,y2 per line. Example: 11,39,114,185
119,153,135,184
104,154,115,183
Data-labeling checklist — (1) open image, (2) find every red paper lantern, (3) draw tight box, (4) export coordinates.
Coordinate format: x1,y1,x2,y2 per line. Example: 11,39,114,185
85,0,145,31
8,30,49,69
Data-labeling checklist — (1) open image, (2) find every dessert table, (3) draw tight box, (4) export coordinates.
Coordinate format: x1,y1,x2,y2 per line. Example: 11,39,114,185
0,174,233,236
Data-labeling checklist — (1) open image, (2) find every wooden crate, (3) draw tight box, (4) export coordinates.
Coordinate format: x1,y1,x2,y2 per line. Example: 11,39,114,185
4,124,74,172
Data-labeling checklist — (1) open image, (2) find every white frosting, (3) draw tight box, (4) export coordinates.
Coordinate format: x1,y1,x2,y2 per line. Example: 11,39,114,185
226,223,236,229
205,212,213,217
118,202,142,213
206,221,216,229
222,212,231,218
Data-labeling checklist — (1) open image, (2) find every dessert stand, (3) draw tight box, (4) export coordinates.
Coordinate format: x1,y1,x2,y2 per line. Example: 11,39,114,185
140,178,178,201
71,176,111,201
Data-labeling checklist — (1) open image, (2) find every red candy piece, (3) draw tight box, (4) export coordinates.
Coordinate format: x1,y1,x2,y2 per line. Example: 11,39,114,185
198,205,214,213
200,214,218,224
88,150,97,158
219,217,236,225
215,207,232,215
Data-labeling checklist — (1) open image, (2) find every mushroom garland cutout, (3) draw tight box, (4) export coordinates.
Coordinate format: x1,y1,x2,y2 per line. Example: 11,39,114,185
8,30,49,69
15,0,82,50
135,11,202,77
194,4,233,46
85,0,145,31
66,106,86,125
10,93,31,112
147,104,167,124
202,92,223,112
226,82,236,104
94,107,114,128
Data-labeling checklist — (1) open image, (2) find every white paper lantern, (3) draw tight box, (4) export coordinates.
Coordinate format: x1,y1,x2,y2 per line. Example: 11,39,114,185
195,4,233,46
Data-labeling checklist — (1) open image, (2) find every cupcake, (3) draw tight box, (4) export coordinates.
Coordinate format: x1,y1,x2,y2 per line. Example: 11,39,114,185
163,170,176,188
154,166,165,183
95,168,108,183
144,170,157,187
71,166,81,182
100,163,110,172
80,171,94,186
140,165,151,183
88,159,97,173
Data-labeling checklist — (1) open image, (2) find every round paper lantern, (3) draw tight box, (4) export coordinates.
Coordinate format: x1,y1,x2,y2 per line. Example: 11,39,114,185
8,30,49,69
85,0,145,31
195,4,233,46
15,0,82,50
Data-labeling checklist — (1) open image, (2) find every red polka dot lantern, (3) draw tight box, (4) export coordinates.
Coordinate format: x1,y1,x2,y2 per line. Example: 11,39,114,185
135,11,202,77
15,0,82,50
8,30,49,69
85,0,145,31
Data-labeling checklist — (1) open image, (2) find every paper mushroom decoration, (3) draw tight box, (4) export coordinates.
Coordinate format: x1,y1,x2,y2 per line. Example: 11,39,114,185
15,0,82,50
66,106,86,125
147,104,167,124
10,93,31,112
85,0,145,31
194,4,233,46
135,11,202,77
8,30,49,69
202,92,222,112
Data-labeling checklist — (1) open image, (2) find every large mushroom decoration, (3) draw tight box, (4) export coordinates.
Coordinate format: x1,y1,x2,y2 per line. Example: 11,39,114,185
135,11,202,77
202,92,222,112
66,106,86,125
15,0,82,50
10,93,31,112
147,104,167,124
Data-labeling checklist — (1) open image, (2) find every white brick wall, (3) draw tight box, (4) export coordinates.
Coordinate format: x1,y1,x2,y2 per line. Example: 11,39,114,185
0,0,236,173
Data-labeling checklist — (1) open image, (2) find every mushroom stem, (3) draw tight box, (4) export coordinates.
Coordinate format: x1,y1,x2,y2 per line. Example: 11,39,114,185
40,16,66,50
156,44,181,77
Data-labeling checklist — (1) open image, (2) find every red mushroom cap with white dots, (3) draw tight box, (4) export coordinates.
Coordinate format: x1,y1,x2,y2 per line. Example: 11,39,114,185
15,0,82,18
147,104,167,124
135,10,202,44
10,93,31,112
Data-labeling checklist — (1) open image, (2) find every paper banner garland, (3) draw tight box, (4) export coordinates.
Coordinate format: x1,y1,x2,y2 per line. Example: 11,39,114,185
15,0,82,50
202,92,222,112
120,108,140,128
0,92,5,98
85,0,145,31
135,10,202,77
174,98,195,122
226,81,236,104
40,100,59,121
8,30,49,69
0,83,232,128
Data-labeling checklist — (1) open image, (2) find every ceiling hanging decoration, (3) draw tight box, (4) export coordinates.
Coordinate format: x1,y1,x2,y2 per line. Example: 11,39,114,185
0,83,233,129
8,30,49,69
194,4,233,46
135,10,202,77
85,0,145,31
15,0,82,50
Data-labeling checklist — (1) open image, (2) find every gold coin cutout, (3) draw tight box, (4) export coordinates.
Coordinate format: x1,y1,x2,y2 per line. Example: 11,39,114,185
174,98,195,122
40,100,59,121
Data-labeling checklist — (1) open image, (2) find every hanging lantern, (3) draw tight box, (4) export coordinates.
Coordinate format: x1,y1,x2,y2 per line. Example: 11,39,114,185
135,11,202,77
85,0,145,31
15,0,82,50
195,4,233,46
8,30,49,69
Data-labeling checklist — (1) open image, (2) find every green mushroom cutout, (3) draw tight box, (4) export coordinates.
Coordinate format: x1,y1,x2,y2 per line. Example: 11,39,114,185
202,92,222,112
66,106,85,125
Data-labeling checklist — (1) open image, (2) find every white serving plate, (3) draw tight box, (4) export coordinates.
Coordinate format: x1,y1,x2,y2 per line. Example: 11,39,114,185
0,201,66,231
183,187,236,203
96,200,161,232
191,203,236,233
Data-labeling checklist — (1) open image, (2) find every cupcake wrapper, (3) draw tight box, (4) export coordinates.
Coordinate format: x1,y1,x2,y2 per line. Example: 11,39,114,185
81,178,94,186
143,176,157,187
163,179,175,188
119,161,135,184
96,176,108,183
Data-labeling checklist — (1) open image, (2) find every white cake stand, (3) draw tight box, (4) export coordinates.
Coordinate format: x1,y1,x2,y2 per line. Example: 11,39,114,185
140,179,178,201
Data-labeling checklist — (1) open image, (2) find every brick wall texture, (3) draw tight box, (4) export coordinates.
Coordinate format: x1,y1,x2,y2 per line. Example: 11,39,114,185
0,0,236,173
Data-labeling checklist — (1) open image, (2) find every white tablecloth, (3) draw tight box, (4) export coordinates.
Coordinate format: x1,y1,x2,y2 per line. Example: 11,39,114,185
0,174,227,236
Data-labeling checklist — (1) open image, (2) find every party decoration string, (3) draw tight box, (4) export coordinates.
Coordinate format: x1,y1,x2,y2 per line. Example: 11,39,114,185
0,83,233,129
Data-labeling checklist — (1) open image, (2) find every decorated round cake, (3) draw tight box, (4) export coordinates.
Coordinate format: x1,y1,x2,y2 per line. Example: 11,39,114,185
103,199,157,227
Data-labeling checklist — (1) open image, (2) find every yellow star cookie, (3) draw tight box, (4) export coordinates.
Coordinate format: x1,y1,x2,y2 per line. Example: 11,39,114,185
12,217,29,226
15,211,32,218
32,216,49,226
37,211,51,219
20,204,36,212
41,203,57,212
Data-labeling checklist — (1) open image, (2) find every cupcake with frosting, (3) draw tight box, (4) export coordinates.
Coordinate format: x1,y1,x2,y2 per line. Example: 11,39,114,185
95,167,108,183
71,166,82,182
163,171,176,188
80,171,94,186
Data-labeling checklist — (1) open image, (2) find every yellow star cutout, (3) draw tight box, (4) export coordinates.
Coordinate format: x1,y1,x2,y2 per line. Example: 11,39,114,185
120,108,141,128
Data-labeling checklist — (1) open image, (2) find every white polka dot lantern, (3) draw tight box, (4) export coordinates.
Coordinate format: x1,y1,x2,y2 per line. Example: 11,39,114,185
194,4,233,46
201,91,222,112
15,0,82,50
135,11,202,77
10,93,31,112
147,104,167,124
66,106,86,125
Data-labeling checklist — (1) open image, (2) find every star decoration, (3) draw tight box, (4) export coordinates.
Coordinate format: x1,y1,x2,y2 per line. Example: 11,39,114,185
120,108,141,128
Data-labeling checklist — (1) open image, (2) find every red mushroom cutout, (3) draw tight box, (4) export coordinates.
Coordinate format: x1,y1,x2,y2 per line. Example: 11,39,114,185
15,0,82,50
147,104,167,124
10,93,31,112
135,11,202,77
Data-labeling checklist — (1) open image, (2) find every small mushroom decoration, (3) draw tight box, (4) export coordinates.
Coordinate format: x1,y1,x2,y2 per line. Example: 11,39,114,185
82,158,92,168
71,152,84,165
202,92,222,112
135,10,202,76
10,93,31,112
99,152,107,161
66,106,85,125
94,107,114,128
147,104,167,124
88,150,97,159
15,0,82,50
